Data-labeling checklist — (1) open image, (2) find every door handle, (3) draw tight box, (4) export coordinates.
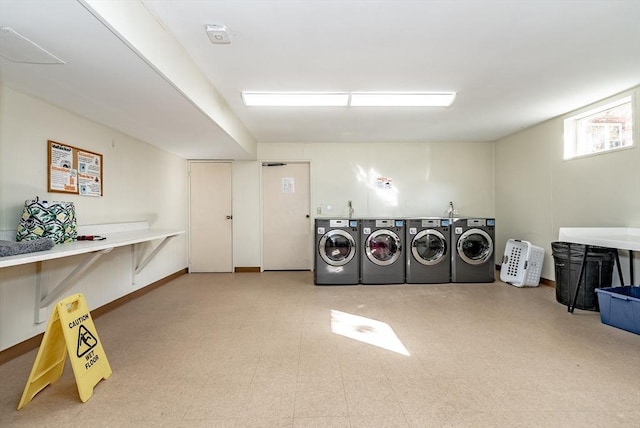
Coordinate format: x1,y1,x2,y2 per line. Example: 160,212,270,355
226,215,233,220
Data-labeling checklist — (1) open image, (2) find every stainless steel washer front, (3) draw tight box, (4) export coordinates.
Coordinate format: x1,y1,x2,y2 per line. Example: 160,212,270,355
360,219,405,284
315,218,360,285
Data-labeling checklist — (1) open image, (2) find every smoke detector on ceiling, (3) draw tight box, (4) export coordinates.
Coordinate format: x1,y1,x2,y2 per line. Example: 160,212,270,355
205,24,230,44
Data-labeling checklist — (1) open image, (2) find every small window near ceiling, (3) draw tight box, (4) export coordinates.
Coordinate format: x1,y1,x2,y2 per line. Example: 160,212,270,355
564,96,634,160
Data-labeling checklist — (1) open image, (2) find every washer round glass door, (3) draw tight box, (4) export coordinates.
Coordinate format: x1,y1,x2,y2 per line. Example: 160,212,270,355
366,229,402,266
457,228,493,265
412,230,447,266
319,230,356,266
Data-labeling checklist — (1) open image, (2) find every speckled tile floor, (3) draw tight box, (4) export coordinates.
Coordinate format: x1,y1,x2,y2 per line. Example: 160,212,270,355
1,271,639,427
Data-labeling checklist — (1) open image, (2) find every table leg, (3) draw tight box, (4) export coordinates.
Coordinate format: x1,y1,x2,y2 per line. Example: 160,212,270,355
630,250,635,285
613,250,625,286
568,244,589,313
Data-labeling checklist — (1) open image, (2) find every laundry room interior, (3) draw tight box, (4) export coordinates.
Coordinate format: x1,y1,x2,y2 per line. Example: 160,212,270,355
1,1,639,427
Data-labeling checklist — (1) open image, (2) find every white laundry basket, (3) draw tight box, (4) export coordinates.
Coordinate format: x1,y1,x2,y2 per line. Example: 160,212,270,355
500,239,545,287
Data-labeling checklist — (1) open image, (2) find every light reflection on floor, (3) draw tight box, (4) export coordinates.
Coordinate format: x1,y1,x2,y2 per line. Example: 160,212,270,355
330,309,410,356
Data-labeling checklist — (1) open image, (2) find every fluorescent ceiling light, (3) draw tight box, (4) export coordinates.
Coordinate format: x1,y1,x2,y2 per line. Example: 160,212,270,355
242,92,349,107
350,92,456,107
242,91,457,107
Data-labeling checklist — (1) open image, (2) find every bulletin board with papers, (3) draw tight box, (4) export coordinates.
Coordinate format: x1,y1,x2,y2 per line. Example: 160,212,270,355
48,140,103,197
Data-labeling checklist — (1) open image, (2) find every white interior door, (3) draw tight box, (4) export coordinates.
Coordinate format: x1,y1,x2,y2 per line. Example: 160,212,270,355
262,162,312,270
189,162,233,272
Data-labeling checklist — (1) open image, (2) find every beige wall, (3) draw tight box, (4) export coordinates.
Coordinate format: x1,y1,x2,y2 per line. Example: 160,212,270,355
227,141,495,269
258,141,495,219
495,86,640,281
0,86,188,350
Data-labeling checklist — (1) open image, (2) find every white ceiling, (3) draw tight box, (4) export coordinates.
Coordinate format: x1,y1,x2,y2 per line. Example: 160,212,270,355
1,0,639,159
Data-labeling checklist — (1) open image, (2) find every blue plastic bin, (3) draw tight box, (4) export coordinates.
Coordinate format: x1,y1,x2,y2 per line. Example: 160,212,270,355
595,287,640,335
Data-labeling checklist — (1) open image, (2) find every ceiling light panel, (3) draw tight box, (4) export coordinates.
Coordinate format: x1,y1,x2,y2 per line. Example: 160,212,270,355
242,92,349,107
350,92,456,107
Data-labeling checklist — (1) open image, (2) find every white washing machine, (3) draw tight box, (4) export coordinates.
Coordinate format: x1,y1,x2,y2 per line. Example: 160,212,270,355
405,218,451,283
314,218,360,285
451,218,495,283
360,219,405,284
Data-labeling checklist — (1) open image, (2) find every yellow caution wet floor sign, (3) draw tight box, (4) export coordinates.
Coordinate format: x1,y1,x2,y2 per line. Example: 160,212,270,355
18,293,112,410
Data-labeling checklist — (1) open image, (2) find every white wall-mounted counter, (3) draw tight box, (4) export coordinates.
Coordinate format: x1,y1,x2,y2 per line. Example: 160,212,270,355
558,228,640,252
0,229,183,269
0,222,184,323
